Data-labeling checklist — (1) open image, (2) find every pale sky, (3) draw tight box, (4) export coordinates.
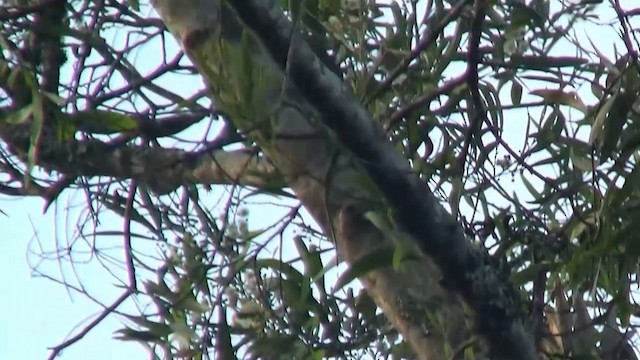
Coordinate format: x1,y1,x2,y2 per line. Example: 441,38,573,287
0,196,147,359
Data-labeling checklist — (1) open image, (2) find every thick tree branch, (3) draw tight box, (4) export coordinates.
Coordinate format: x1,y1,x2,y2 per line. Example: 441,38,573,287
225,0,536,359
0,55,281,194
151,1,472,358
0,122,282,195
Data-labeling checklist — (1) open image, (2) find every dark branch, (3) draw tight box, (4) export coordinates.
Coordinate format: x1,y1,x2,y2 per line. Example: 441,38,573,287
225,0,537,358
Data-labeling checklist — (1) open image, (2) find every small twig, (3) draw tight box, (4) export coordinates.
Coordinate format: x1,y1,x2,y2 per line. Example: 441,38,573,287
42,175,76,213
385,73,467,131
364,0,472,105
530,261,549,347
123,180,138,290
457,0,487,177
47,290,133,360
449,336,478,360
612,0,640,74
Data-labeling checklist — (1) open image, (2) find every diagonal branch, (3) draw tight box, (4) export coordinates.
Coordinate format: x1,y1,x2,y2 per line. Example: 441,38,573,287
225,0,536,358
152,1,470,358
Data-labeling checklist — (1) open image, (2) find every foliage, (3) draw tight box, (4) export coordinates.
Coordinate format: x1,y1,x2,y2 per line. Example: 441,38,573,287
1,0,640,359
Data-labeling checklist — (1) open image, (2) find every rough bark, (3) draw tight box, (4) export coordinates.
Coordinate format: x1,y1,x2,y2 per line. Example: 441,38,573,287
224,2,536,359
0,127,280,195
149,0,536,359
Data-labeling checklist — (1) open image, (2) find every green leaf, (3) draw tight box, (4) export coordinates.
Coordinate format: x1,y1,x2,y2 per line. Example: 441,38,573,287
121,315,173,338
354,290,377,323
599,91,635,159
41,91,66,105
333,245,395,291
520,174,541,202
364,210,394,236
589,94,616,146
511,81,523,106
144,279,175,299
306,349,326,360
479,82,502,131
239,31,255,110
530,88,588,113
389,341,415,359
114,328,166,342
60,110,138,135
128,0,140,11
26,91,44,190
449,176,462,215
391,242,421,270
511,2,544,29
619,162,640,200
1,105,33,124
255,258,304,284
294,236,325,291
254,258,321,311
570,150,596,171
511,262,555,286
510,55,588,69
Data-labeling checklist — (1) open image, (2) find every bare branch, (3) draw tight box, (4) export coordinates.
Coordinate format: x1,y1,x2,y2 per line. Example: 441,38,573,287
47,290,133,360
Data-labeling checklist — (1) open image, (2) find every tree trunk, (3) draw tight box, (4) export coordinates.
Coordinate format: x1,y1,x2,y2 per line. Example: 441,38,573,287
149,1,538,359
